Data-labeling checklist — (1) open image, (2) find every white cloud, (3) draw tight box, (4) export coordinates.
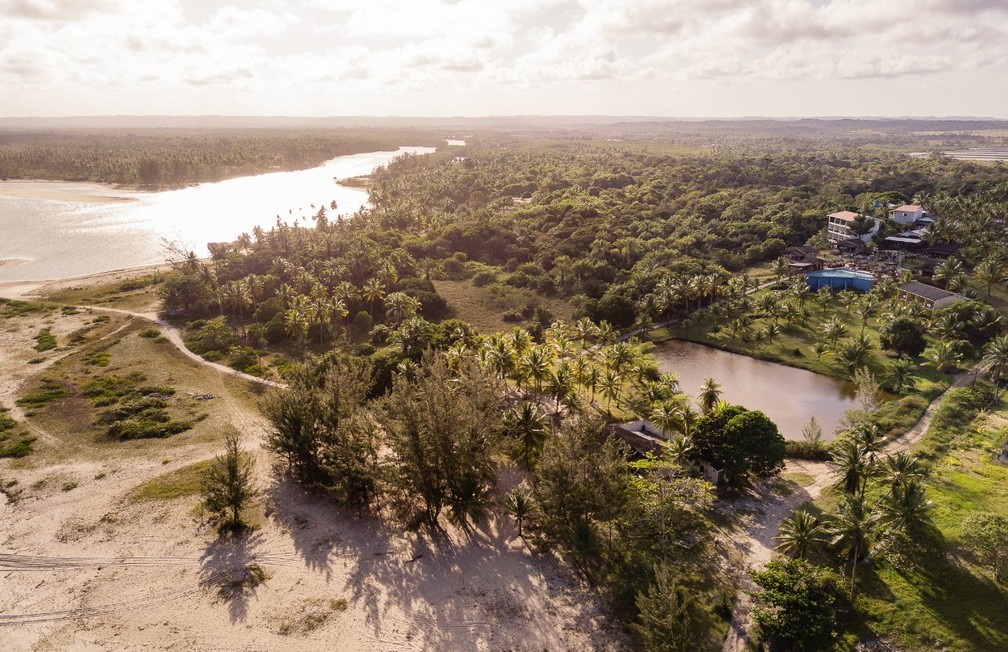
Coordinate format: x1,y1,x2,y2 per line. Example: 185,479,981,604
0,0,1006,117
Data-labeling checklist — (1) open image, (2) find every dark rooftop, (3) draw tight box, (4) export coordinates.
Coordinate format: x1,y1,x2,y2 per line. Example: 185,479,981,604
899,281,959,302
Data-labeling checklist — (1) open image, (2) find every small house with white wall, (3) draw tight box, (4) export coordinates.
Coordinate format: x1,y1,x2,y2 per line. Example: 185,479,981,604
890,204,924,225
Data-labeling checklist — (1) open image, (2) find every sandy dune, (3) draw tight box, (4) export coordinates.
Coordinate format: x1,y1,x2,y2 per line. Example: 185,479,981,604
0,295,623,651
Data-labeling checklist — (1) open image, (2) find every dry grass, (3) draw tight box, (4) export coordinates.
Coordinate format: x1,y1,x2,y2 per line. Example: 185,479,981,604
433,279,572,333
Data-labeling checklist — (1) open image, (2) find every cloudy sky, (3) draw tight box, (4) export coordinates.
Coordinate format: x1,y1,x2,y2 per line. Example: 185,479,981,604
2,0,1007,118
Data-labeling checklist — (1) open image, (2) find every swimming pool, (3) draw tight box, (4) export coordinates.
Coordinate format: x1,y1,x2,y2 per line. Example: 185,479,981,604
805,269,875,292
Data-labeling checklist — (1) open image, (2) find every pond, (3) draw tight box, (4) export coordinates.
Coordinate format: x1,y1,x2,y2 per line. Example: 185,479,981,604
0,146,435,282
653,339,859,441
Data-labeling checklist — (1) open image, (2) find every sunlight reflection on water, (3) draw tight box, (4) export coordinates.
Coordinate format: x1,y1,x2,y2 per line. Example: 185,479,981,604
0,146,433,281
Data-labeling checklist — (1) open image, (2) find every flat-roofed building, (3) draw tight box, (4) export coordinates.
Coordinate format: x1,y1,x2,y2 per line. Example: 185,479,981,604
890,204,924,225
827,210,879,244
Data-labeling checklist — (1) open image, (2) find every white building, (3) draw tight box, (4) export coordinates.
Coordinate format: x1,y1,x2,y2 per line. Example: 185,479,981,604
889,204,924,225
827,210,878,243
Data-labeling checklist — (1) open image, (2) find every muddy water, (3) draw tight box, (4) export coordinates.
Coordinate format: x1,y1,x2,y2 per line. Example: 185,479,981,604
654,339,858,441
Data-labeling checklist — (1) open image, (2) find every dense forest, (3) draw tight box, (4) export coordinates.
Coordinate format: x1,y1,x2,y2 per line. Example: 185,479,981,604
0,128,441,189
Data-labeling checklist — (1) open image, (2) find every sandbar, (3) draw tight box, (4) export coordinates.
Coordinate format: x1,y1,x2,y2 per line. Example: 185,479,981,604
0,180,138,204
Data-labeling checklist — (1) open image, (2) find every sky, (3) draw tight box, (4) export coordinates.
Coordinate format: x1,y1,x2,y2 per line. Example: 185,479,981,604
1,0,1007,118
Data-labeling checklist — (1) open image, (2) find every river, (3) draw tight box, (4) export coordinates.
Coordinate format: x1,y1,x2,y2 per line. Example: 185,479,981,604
0,146,434,281
654,339,858,441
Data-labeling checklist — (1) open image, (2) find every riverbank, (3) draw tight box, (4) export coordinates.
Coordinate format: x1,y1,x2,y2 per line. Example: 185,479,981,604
0,180,138,203
0,262,170,301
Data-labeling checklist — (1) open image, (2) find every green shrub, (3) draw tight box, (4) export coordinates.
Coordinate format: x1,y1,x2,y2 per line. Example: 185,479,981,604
138,328,161,338
785,440,831,461
16,382,68,406
0,434,36,458
34,329,57,351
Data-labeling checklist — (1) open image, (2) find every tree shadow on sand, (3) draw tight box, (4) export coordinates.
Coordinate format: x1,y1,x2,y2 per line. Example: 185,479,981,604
199,529,266,624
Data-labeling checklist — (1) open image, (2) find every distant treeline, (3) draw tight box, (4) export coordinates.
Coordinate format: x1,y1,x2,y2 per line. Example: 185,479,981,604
0,128,442,189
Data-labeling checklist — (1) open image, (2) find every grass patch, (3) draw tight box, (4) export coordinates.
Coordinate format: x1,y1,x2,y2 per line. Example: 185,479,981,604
16,380,69,407
0,297,51,317
82,374,191,440
129,459,211,502
782,472,815,487
0,409,35,458
433,278,572,333
34,328,57,351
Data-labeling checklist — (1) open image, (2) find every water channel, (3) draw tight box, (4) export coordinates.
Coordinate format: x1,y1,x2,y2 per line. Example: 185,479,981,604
0,146,435,281
653,339,858,441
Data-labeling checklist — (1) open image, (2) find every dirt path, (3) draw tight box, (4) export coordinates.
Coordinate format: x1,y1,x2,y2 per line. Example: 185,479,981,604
720,365,980,652
74,305,286,389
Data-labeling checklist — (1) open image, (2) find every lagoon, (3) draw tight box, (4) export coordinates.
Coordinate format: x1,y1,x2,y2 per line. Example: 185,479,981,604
654,339,858,441
0,146,434,281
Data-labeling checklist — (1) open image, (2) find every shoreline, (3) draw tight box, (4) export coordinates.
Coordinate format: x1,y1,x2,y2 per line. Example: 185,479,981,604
0,262,172,300
0,179,139,204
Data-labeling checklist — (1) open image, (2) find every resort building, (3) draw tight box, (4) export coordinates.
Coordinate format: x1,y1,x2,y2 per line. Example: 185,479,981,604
827,211,878,243
889,204,924,225
897,281,966,313
783,245,821,270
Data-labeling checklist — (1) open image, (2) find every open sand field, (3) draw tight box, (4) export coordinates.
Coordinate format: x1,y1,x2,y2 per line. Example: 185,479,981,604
0,277,624,651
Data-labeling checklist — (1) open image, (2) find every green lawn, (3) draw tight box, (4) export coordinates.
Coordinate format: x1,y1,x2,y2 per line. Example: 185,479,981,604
809,388,1008,651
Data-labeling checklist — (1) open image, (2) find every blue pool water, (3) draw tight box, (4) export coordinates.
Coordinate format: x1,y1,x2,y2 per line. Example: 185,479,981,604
806,269,875,292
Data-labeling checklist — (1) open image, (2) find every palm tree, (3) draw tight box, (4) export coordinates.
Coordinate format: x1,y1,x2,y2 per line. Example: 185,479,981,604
932,257,965,290
673,402,699,440
857,295,878,335
548,360,576,412
584,364,601,405
776,510,823,560
972,257,1006,300
837,291,857,316
505,488,533,538
522,345,551,397
837,338,870,374
284,295,309,356
650,401,679,436
828,493,876,600
697,377,722,414
823,317,848,350
924,340,962,374
508,402,547,471
363,277,385,315
665,434,694,469
884,358,916,393
880,480,932,536
983,335,1008,401
384,291,420,326
600,369,622,413
881,451,923,493
830,436,869,495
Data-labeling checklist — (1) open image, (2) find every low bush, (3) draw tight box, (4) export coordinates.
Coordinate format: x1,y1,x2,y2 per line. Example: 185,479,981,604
34,329,57,351
16,381,68,406
785,440,831,461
